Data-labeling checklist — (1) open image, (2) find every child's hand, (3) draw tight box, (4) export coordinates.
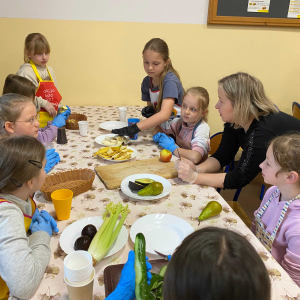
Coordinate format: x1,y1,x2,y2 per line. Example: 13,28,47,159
153,132,178,153
112,124,140,136
106,250,152,300
45,102,56,118
52,114,66,127
142,106,155,118
45,149,60,174
31,216,53,237
40,210,59,233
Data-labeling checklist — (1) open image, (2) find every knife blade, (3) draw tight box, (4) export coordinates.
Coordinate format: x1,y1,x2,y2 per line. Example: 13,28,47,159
154,250,171,260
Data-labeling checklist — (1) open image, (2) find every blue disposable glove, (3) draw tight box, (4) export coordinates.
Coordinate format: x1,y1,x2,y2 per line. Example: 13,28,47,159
45,149,60,174
106,250,152,300
40,210,59,233
52,114,66,127
60,106,71,119
29,208,40,230
153,132,178,153
31,216,53,237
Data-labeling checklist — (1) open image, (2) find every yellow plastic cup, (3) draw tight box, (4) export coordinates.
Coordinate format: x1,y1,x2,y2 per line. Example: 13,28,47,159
51,189,73,220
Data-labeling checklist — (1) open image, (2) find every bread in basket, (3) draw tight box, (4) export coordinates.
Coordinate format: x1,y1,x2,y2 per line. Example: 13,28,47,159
41,168,95,201
66,113,87,130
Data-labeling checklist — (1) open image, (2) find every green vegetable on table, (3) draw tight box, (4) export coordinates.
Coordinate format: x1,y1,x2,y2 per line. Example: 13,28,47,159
134,233,150,300
88,202,129,266
149,265,167,300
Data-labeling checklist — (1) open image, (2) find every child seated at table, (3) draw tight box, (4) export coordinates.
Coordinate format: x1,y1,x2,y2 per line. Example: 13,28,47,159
2,74,71,143
0,136,58,300
251,133,300,286
0,93,64,173
153,87,210,164
108,227,270,300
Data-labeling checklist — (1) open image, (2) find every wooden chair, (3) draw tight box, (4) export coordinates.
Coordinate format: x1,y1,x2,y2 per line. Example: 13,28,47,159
292,102,300,120
209,132,241,201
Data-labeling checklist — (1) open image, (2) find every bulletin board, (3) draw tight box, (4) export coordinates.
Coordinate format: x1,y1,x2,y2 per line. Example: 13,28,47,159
208,0,300,27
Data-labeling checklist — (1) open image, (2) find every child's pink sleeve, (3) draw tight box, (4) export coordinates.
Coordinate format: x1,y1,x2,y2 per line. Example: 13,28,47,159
282,231,300,287
37,122,58,143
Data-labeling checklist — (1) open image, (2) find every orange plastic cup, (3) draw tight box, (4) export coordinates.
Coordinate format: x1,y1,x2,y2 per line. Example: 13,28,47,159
51,189,73,220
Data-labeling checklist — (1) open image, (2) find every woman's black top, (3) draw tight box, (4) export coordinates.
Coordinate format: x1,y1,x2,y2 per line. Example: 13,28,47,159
211,112,300,189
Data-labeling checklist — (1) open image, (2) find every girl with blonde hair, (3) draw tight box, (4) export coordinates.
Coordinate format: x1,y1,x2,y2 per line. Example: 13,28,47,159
112,38,184,137
153,87,210,165
16,33,62,127
177,72,300,190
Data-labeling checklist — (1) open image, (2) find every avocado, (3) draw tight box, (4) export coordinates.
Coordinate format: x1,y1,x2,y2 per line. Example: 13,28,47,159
135,178,155,187
137,182,163,196
128,181,145,192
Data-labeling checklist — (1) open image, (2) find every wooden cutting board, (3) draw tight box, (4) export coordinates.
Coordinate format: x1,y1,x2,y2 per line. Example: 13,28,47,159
94,157,177,190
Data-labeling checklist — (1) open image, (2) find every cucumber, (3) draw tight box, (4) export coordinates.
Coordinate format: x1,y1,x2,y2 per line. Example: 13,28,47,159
134,233,150,300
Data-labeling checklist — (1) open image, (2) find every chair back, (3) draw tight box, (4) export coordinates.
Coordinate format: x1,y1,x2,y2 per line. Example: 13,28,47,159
209,132,223,155
292,102,300,120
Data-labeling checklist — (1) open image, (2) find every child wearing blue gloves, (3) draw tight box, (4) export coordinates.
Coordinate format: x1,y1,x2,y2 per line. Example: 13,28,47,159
153,87,210,165
0,136,58,300
2,74,71,144
0,93,70,173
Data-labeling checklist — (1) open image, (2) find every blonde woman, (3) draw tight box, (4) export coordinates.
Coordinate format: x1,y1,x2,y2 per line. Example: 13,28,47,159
177,72,300,189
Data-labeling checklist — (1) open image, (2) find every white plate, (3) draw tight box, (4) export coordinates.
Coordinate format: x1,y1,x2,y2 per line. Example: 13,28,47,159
99,146,137,163
94,134,130,146
121,173,172,201
130,214,194,255
60,216,128,255
99,121,127,131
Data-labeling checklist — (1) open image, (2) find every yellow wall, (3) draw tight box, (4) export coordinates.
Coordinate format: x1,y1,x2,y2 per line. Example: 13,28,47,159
0,18,299,134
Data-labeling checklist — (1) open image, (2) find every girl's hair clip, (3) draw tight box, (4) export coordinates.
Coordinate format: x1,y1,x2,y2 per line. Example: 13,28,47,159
28,160,42,169
10,178,23,188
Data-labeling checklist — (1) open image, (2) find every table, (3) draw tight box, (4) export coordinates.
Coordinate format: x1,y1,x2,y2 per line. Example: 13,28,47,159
27,106,300,300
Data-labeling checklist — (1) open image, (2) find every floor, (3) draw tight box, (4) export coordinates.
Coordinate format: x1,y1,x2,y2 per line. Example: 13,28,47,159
219,174,271,220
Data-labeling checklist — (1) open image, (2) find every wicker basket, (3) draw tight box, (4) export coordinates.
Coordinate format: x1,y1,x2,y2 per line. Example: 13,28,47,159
66,113,87,130
41,168,95,201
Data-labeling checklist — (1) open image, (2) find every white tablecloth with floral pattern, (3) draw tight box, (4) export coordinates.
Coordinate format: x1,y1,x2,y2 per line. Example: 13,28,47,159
28,106,300,300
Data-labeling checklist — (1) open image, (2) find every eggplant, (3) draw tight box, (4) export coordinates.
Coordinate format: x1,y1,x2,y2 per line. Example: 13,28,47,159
135,178,155,187
81,224,97,239
129,181,145,192
74,236,91,251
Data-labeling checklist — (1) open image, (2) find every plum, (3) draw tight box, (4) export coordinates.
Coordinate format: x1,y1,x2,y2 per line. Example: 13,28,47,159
74,236,91,251
81,224,97,240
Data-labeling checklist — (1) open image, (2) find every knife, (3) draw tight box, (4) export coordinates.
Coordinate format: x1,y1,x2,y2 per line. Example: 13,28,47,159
154,250,171,261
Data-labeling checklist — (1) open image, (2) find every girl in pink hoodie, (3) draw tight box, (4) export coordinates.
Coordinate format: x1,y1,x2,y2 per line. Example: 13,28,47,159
251,133,300,286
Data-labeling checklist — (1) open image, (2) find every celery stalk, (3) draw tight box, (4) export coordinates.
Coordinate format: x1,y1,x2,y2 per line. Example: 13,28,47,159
88,202,128,265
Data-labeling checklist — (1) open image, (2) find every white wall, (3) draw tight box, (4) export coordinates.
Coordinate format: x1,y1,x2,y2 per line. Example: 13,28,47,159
0,0,209,24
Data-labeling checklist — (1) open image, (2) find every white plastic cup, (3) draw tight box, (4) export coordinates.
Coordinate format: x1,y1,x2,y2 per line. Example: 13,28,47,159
64,251,93,284
65,268,95,300
78,121,88,136
118,107,127,122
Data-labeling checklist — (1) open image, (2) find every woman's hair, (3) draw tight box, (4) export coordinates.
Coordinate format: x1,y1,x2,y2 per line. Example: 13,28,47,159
3,74,36,100
270,132,300,178
164,227,270,300
0,94,32,137
142,38,181,112
0,136,45,193
184,87,209,122
218,72,278,129
24,33,50,63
